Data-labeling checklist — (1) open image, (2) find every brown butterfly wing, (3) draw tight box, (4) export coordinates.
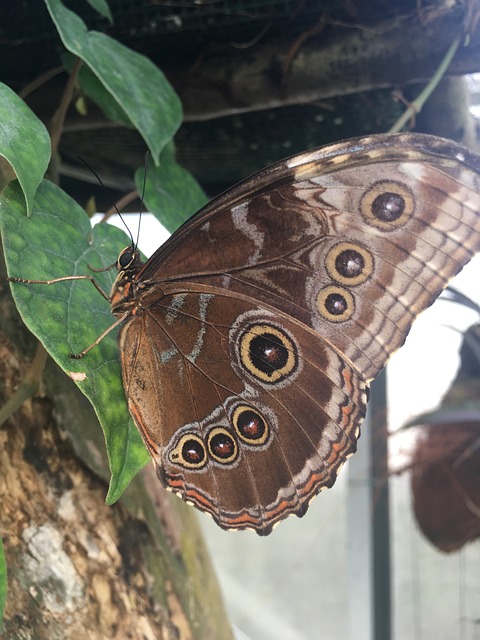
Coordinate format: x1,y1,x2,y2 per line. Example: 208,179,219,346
119,133,480,533
141,133,480,382
119,288,366,534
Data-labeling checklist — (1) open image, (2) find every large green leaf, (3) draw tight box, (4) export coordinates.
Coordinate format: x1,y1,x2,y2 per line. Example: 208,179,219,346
0,538,5,629
64,54,132,128
136,144,208,233
0,82,51,216
0,180,150,501
45,0,181,164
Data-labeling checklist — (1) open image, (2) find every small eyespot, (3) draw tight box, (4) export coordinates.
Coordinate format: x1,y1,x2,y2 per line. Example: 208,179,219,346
232,405,270,446
207,428,238,464
316,285,355,323
360,180,414,231
325,242,374,286
169,434,207,469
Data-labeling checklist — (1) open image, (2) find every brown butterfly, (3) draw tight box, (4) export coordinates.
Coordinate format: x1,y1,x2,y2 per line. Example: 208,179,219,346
9,133,480,535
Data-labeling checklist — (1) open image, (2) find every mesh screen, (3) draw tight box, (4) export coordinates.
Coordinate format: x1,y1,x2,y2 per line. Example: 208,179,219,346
1,0,332,85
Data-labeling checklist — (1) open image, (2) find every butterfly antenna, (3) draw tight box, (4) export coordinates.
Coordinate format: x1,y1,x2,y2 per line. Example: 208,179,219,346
76,155,135,248
136,150,150,251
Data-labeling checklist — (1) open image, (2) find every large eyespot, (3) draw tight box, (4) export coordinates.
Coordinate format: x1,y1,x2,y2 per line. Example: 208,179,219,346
316,285,355,323
239,324,297,384
207,428,238,464
325,242,374,286
169,434,207,469
360,180,414,231
232,405,270,447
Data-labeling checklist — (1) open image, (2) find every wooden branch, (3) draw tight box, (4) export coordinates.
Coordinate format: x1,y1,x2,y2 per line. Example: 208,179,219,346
171,8,480,121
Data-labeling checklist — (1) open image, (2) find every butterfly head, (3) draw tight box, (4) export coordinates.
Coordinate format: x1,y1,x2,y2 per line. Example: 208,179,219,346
116,245,143,275
109,245,146,316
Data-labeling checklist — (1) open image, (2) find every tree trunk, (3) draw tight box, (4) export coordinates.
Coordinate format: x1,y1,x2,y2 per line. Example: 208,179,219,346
0,252,233,639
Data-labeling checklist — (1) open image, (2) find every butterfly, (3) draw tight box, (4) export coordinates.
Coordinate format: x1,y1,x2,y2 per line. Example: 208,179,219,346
7,133,480,535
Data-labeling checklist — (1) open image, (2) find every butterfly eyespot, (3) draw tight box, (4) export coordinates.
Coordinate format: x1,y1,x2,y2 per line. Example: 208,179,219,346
239,324,297,384
207,428,238,464
169,434,207,469
316,285,355,323
360,180,415,231
232,405,270,446
326,242,374,286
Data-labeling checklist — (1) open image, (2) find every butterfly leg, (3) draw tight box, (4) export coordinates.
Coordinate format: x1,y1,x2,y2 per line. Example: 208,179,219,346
68,312,129,359
8,274,110,301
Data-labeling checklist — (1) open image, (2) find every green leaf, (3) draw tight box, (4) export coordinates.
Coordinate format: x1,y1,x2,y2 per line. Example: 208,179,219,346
0,180,149,501
85,0,113,23
137,144,208,233
64,54,132,127
45,0,182,164
0,82,51,216
0,538,6,629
